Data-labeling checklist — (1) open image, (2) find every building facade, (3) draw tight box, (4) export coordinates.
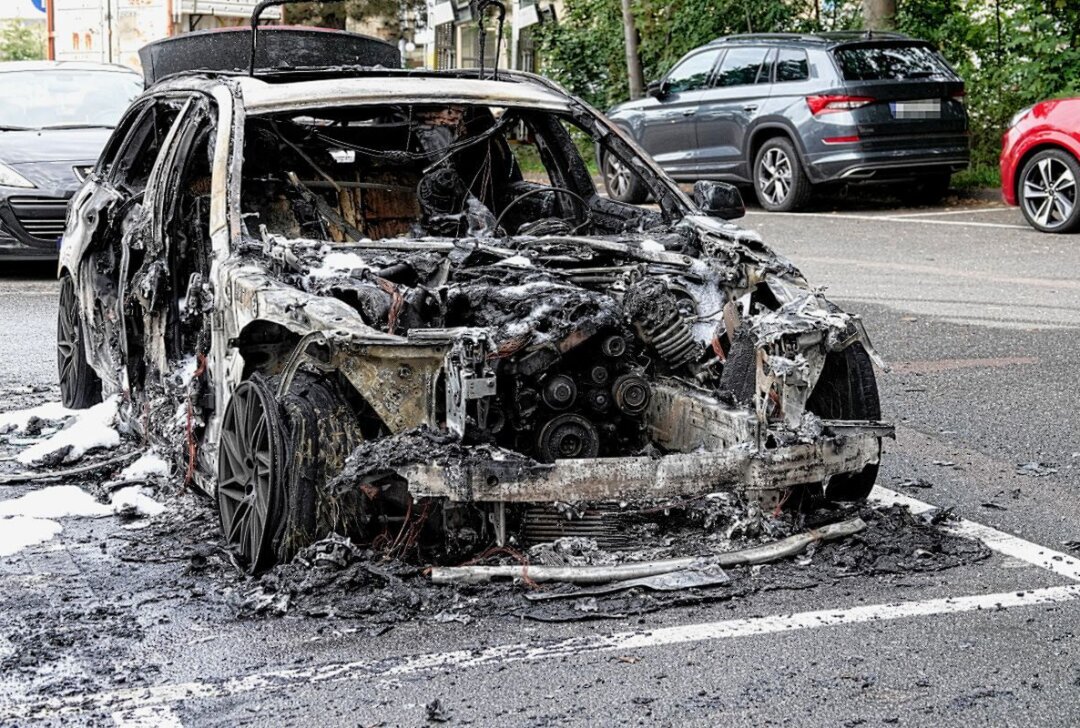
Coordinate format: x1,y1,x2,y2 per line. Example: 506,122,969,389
420,0,560,74
46,0,278,69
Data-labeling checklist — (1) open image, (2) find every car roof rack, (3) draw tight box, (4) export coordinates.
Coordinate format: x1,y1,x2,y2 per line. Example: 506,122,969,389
710,31,913,46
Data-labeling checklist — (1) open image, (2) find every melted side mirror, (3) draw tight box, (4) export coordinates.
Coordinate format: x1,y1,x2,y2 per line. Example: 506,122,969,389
693,181,745,220
646,80,666,99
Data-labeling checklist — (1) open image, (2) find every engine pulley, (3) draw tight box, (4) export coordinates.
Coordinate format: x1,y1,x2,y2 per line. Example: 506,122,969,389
612,373,650,415
542,374,577,410
537,413,600,462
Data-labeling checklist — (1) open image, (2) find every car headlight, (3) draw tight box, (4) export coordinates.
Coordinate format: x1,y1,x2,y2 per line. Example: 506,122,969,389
1009,105,1034,129
0,162,35,188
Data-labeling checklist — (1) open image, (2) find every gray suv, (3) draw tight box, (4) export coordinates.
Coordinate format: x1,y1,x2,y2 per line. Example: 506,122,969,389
604,32,969,211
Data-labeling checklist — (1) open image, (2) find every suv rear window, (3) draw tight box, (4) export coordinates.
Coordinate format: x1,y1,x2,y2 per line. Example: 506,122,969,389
775,49,809,82
832,44,953,81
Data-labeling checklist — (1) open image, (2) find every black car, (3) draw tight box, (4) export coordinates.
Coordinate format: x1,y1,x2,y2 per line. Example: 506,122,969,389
605,32,969,211
0,61,142,260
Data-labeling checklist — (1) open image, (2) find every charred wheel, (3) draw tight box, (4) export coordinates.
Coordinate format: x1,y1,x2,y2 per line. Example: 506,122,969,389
276,373,365,562
57,274,102,409
806,342,881,501
217,375,286,572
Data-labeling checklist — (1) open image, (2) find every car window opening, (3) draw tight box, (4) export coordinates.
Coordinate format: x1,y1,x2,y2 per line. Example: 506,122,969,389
240,103,662,244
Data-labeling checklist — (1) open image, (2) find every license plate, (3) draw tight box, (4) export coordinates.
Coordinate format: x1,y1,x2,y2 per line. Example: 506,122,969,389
890,99,941,119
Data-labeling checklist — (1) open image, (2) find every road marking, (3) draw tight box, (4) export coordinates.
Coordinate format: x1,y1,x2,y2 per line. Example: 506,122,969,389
796,256,1080,291
871,486,1080,581
3,485,1080,722
889,356,1039,374
112,705,184,727
752,210,1029,230
4,584,1078,722
886,207,1014,218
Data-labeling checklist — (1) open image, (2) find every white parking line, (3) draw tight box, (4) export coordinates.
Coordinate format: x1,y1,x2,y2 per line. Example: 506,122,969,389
4,486,1080,722
5,585,1078,722
887,207,1014,218
753,210,1029,230
871,486,1080,581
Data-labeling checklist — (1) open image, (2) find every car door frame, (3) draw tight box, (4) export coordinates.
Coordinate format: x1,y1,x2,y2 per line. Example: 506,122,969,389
640,47,725,177
694,45,774,181
61,92,196,394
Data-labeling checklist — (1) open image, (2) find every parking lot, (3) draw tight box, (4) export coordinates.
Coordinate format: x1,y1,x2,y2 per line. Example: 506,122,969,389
4,198,1080,727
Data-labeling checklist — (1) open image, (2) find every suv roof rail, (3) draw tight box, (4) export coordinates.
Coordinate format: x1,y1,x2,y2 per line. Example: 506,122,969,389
711,30,913,45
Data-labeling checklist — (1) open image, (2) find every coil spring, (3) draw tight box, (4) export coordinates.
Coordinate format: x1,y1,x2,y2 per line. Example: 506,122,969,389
641,311,699,369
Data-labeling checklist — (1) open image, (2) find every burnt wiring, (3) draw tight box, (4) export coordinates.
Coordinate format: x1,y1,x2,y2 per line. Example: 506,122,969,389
492,185,593,236
289,111,519,169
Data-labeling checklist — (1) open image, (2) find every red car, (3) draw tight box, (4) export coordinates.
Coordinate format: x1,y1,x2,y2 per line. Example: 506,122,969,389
1002,98,1080,233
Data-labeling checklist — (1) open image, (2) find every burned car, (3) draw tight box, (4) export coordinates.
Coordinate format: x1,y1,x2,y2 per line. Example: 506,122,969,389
57,29,891,571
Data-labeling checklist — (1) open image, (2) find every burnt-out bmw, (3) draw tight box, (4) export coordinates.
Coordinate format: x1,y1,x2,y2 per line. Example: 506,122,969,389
57,30,891,570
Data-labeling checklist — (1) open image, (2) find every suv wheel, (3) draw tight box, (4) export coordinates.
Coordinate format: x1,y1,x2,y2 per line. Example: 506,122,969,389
753,137,811,212
602,152,648,204
1019,149,1080,233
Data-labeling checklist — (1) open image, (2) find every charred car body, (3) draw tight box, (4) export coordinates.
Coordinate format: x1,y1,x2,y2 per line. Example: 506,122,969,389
57,27,891,570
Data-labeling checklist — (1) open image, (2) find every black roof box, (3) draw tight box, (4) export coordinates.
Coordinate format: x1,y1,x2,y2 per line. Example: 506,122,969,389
138,26,400,86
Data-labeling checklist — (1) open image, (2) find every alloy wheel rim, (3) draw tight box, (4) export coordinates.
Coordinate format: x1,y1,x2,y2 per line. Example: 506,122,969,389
57,280,79,402
1022,157,1076,229
606,156,631,198
217,379,280,571
759,148,793,205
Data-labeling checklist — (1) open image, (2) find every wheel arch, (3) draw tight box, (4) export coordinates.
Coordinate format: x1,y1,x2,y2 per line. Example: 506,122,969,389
230,318,389,437
747,122,806,172
1012,141,1080,202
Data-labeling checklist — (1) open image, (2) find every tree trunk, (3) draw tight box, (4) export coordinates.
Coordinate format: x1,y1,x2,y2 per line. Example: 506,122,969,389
862,0,896,30
619,0,645,99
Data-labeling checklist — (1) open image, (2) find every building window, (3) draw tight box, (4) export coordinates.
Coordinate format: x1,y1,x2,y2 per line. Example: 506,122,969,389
435,22,456,70
517,27,537,73
459,25,500,69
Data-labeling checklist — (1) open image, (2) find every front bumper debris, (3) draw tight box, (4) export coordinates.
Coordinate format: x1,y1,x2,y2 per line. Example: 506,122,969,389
400,423,890,504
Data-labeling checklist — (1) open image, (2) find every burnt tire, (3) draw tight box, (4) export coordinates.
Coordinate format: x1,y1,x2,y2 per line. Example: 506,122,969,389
753,137,811,212
805,342,881,502
57,275,102,409
276,373,364,562
602,152,648,204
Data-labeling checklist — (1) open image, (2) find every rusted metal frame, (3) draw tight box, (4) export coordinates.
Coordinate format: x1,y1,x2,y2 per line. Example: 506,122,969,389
398,430,883,504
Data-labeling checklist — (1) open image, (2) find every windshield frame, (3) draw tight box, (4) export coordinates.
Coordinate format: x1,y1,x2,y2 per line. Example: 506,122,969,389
240,93,696,227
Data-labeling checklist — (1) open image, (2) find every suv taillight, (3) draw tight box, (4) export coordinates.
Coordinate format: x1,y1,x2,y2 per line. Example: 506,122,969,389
806,95,875,115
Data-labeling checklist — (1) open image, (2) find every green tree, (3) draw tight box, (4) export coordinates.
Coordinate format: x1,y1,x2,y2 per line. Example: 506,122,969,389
0,21,45,61
538,0,1080,185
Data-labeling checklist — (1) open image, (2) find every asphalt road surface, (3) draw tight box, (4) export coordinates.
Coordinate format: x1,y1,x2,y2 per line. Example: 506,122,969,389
4,197,1080,727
